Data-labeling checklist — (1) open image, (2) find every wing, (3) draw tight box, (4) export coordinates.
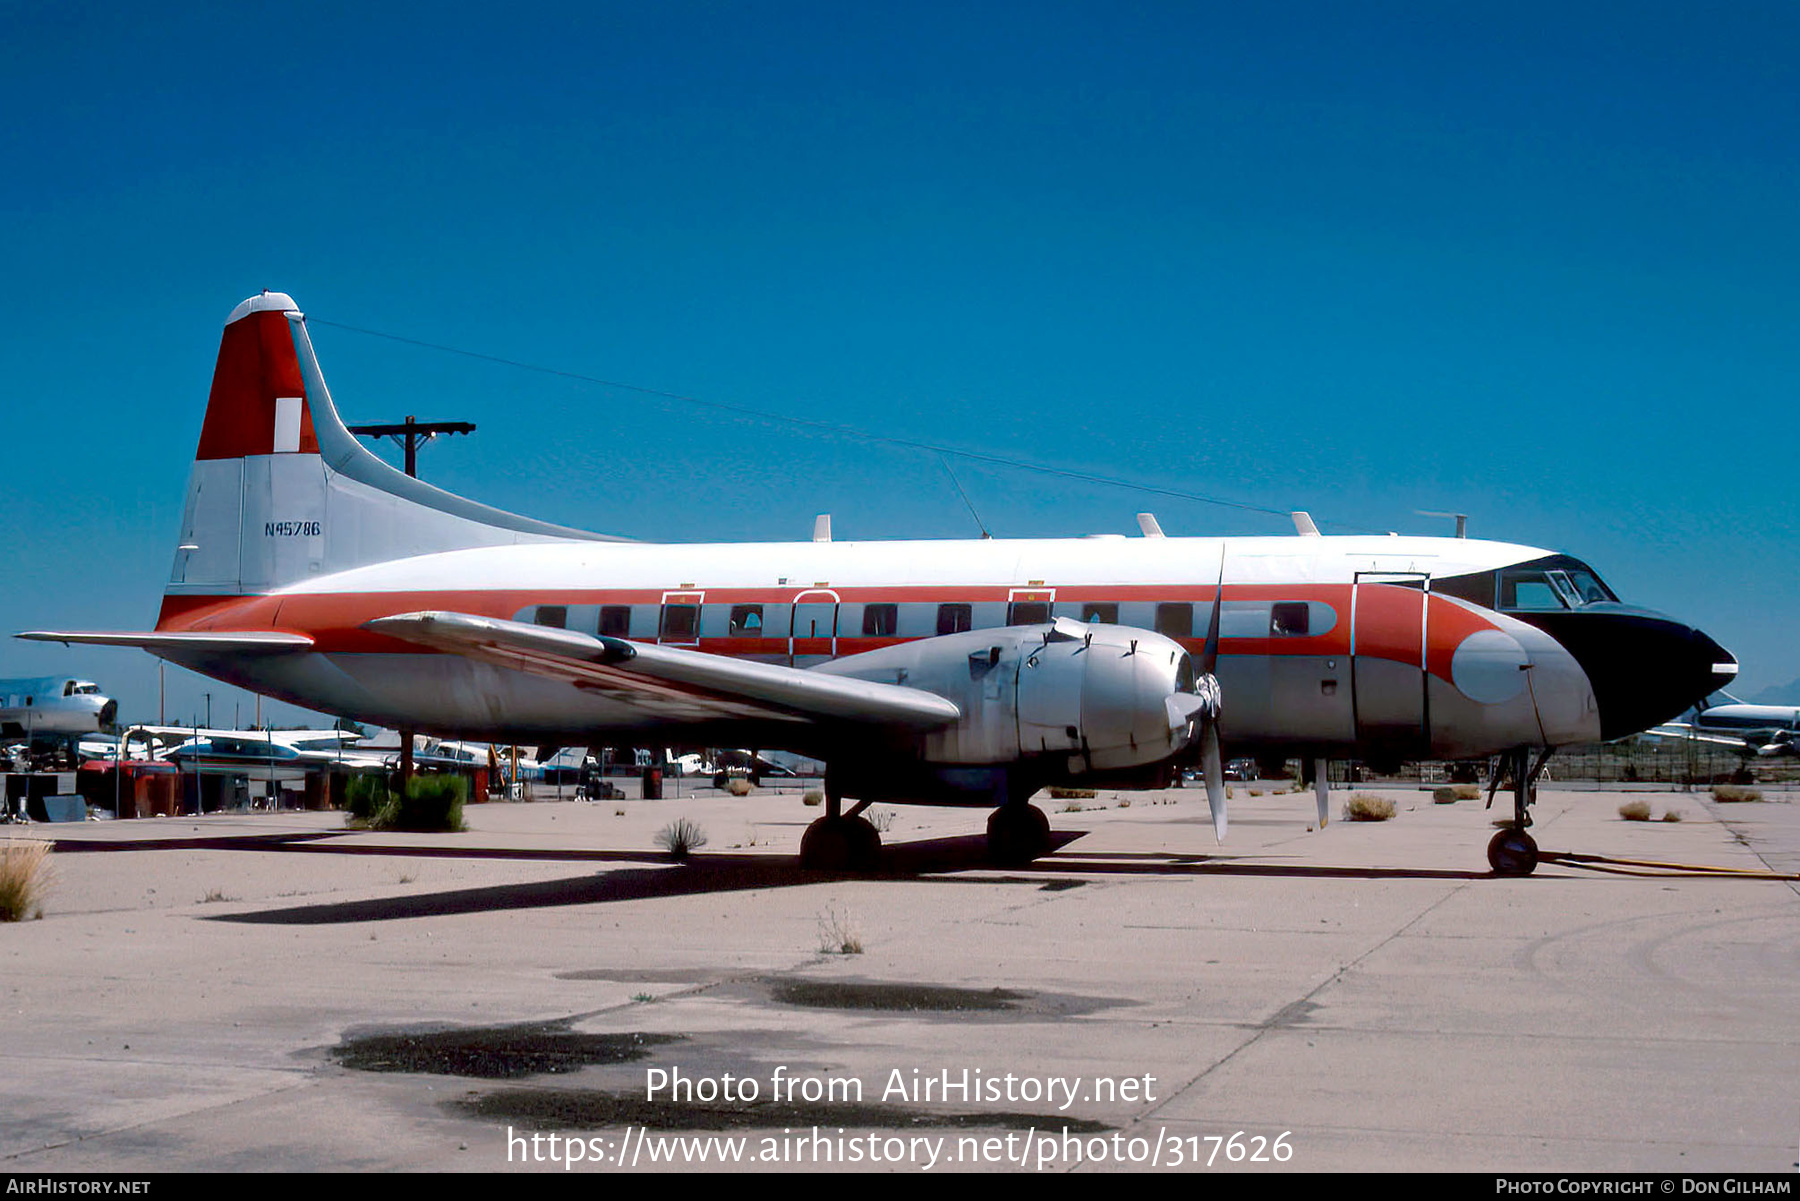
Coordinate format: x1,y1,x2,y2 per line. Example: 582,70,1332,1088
16,630,314,652
365,611,962,730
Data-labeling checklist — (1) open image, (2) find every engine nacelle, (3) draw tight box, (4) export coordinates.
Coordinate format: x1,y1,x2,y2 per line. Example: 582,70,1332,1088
815,619,1203,776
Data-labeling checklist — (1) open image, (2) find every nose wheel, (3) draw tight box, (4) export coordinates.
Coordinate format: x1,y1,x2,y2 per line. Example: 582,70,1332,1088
1486,827,1539,876
1485,746,1552,876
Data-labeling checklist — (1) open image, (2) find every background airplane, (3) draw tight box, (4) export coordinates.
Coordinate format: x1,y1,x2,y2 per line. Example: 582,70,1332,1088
19,292,1737,874
0,675,116,739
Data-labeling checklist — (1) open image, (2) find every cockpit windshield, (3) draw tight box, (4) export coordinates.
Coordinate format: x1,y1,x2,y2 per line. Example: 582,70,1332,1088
1436,555,1618,613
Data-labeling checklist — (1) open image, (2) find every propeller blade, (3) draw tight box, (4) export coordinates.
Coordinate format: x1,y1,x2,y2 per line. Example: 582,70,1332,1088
1313,758,1329,827
1203,722,1227,842
1200,546,1225,676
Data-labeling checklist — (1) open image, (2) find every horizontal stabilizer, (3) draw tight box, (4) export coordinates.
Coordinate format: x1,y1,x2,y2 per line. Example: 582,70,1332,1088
16,630,314,652
366,612,963,730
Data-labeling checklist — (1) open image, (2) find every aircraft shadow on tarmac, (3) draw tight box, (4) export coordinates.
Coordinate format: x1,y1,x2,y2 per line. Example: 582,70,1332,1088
115,829,1496,926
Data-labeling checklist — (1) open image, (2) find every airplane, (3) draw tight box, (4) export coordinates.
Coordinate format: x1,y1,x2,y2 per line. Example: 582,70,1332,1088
18,291,1739,875
1648,694,1800,757
0,676,117,739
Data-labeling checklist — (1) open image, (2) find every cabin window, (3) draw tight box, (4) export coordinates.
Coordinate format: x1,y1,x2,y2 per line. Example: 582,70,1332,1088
1007,601,1050,625
535,605,567,629
1155,603,1193,638
63,681,76,697
729,605,765,636
1080,602,1118,624
1270,602,1310,636
660,604,700,640
598,606,631,637
862,603,898,637
937,603,972,635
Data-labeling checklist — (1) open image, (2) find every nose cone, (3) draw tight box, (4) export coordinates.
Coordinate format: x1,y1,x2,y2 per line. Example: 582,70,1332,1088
1510,609,1737,742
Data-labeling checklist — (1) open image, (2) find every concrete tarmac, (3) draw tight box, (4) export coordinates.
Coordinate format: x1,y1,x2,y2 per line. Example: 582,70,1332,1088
0,780,1795,1173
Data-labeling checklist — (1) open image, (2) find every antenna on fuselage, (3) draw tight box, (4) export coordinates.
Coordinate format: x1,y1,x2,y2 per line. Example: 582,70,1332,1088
1417,510,1469,538
1137,513,1165,538
936,454,992,539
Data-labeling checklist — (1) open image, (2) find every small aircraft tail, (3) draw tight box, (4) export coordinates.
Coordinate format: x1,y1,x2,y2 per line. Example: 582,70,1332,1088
162,293,610,624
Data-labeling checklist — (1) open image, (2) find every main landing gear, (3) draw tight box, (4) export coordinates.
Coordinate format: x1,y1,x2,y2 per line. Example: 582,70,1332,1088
798,773,1054,870
1486,746,1553,876
987,801,1051,866
799,774,881,871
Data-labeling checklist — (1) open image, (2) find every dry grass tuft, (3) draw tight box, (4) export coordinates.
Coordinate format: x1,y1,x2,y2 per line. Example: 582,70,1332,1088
1343,793,1396,822
802,790,825,807
0,839,53,922
817,902,864,954
1618,800,1652,822
1047,787,1097,800
1058,802,1084,813
724,778,753,797
1712,784,1764,803
1454,784,1482,801
655,817,709,860
1660,809,1683,823
866,808,895,833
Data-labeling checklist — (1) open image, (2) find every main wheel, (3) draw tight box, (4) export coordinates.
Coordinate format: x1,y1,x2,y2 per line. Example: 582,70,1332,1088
987,804,1051,866
800,816,882,871
1487,827,1539,876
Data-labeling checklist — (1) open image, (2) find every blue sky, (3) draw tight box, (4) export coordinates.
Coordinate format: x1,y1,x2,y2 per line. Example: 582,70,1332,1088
3,2,1796,724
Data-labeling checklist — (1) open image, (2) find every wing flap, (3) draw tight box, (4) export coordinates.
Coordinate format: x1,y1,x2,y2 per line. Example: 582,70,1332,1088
366,611,962,730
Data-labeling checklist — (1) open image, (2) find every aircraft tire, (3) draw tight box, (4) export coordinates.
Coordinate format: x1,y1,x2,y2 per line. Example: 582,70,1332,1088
800,816,881,872
1486,827,1539,876
987,803,1051,866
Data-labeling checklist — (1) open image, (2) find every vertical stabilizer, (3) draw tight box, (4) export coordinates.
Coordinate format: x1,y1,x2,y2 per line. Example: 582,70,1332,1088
164,292,613,617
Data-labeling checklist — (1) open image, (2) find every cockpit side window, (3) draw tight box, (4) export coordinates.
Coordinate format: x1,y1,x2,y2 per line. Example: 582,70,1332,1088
1498,569,1568,610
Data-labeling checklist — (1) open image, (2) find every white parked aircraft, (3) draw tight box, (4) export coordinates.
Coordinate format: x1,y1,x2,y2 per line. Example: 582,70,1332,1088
0,676,116,739
1650,695,1800,757
19,293,1738,874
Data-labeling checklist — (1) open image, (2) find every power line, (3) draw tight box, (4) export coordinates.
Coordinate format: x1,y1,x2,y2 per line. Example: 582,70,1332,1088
309,316,1368,531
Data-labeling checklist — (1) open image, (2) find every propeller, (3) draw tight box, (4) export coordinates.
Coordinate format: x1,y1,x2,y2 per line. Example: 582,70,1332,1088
1198,547,1227,842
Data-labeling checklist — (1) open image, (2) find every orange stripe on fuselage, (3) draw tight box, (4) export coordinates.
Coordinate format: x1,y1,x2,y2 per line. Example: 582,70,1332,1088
155,582,1502,683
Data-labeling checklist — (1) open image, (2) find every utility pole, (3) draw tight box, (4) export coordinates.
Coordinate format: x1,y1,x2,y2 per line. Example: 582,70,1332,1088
345,417,473,786
346,415,476,479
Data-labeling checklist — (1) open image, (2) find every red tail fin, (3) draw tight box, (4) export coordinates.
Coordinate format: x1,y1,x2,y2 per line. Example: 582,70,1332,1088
194,292,319,460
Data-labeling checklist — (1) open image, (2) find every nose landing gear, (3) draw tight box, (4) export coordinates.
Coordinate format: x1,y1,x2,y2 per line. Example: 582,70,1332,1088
1486,746,1553,876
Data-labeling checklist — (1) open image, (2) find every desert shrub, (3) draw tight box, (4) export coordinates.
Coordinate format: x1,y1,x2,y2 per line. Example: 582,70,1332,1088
1343,793,1395,822
1047,787,1097,800
1713,784,1763,803
656,817,708,860
344,773,389,822
351,774,467,832
388,774,467,832
1432,786,1458,804
725,778,753,797
1454,784,1482,801
0,840,52,921
1618,800,1652,821
802,790,824,807
1660,810,1683,823
818,903,863,954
